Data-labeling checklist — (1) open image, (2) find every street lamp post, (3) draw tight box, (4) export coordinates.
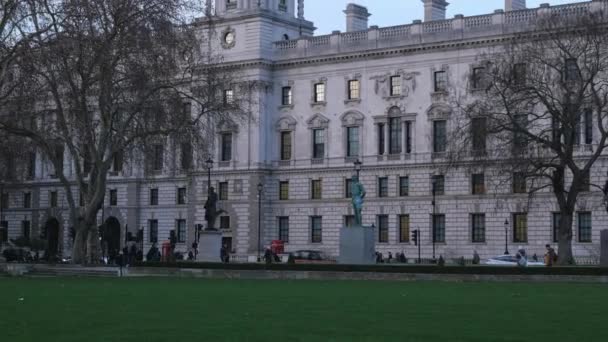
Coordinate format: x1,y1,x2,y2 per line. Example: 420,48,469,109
354,159,362,178
205,158,214,198
504,219,510,255
257,183,263,262
431,178,436,261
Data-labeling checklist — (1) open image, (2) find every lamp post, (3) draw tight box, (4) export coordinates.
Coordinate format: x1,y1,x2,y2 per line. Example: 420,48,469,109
205,158,214,197
431,177,436,261
0,181,4,245
354,159,362,178
257,182,263,262
504,219,510,255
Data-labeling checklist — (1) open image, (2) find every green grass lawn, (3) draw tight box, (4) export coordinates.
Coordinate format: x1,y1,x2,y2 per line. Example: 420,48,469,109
0,277,606,342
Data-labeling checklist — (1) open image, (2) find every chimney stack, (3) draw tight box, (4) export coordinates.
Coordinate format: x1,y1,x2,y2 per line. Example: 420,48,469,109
344,3,371,32
505,0,526,11
421,0,449,22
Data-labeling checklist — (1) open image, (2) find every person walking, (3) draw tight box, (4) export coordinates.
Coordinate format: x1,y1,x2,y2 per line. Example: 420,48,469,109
544,244,557,267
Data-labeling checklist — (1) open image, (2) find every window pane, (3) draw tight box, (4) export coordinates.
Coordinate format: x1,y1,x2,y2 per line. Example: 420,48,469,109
389,117,402,154
278,217,289,242
348,80,360,99
282,87,292,106
584,109,593,145
378,177,388,198
578,212,592,243
471,214,485,243
314,83,325,102
313,129,325,159
434,71,447,92
378,215,389,243
513,213,528,243
177,219,186,243
149,220,158,243
472,67,485,89
221,133,232,161
311,216,322,243
399,177,409,197
345,178,353,198
281,131,292,160
513,115,528,152
181,143,192,170
399,215,410,243
433,214,445,243
472,174,485,195
219,182,228,201
311,179,322,199
150,189,159,205
347,127,359,157
431,175,444,195
279,181,289,200
377,123,385,155
513,173,526,194
390,76,401,96
552,213,560,243
405,122,412,153
433,121,447,153
471,117,487,152
153,145,163,171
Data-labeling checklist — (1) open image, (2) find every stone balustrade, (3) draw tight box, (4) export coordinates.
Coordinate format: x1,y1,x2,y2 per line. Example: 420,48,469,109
272,1,603,60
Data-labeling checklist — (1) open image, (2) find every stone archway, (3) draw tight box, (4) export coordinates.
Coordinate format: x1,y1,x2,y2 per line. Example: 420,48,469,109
102,217,121,264
44,218,60,261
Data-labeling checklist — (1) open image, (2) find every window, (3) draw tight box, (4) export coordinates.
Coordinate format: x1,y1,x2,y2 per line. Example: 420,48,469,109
377,123,385,155
313,83,325,103
313,129,325,159
344,215,355,228
109,189,117,206
378,177,388,198
390,76,401,96
378,215,389,243
471,214,485,243
471,117,487,152
574,113,582,146
177,187,187,205
149,220,158,243
280,131,292,160
578,212,592,243
52,144,64,177
472,67,486,89
552,213,561,243
181,143,192,170
278,0,287,11
432,214,445,243
150,189,159,206
23,192,31,209
279,181,289,200
22,220,30,240
405,121,412,153
220,216,230,230
281,86,292,106
584,109,593,145
83,149,92,175
399,177,409,197
176,219,186,243
513,173,527,194
577,169,590,192
219,182,229,201
513,213,528,243
431,175,445,196
221,133,232,162
27,152,36,179
50,191,58,208
223,89,234,104
112,151,123,173
311,179,322,200
513,63,526,85
345,178,353,198
79,192,85,207
434,71,447,92
0,221,7,242
565,58,579,82
389,117,402,154
348,80,360,100
399,215,410,243
471,173,485,195
346,126,359,157
0,193,7,209
153,144,164,171
311,216,322,243
513,114,528,152
433,120,447,153
278,217,289,242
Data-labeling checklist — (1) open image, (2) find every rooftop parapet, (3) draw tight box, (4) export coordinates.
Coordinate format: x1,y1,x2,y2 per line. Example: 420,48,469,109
273,1,603,60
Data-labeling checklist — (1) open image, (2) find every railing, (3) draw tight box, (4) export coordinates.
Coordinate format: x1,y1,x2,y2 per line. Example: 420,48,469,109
465,14,493,28
550,2,591,17
341,30,368,44
274,39,298,50
505,9,538,24
378,24,411,40
422,19,452,33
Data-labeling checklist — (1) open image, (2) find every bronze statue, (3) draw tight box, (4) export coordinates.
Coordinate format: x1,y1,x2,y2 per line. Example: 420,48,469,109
351,175,366,226
204,187,225,230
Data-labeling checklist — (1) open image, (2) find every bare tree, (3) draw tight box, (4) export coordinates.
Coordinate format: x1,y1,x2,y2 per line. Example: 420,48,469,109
449,12,608,264
0,0,250,264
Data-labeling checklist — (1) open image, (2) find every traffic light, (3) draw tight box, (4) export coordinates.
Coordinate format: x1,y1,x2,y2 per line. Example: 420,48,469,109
412,230,418,246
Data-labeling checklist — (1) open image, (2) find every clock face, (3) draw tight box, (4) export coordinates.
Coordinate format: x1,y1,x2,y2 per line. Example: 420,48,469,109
224,32,235,45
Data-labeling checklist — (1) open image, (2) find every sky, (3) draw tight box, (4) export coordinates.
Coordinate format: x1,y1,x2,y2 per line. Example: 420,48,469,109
308,0,589,35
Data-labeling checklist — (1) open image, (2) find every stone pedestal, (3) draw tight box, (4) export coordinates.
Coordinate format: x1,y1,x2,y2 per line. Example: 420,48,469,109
339,225,376,265
197,231,222,262
601,230,608,267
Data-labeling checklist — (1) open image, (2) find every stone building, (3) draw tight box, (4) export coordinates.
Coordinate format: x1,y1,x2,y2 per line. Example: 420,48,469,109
1,0,607,261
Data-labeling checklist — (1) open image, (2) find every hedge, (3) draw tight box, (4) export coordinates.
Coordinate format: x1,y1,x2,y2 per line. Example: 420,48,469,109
133,261,608,276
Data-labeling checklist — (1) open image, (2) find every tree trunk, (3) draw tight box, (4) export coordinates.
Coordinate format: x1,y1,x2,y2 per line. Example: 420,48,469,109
86,226,102,264
72,227,88,264
557,210,575,265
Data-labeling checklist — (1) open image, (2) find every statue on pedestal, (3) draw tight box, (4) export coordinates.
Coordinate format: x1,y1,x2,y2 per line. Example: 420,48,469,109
351,175,366,226
204,187,225,231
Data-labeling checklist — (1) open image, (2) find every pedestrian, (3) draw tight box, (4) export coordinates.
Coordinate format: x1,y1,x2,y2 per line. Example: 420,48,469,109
388,252,393,264
220,244,228,263
544,244,557,267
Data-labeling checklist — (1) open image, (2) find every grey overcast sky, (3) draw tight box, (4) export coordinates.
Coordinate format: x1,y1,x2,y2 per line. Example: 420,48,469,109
308,0,588,35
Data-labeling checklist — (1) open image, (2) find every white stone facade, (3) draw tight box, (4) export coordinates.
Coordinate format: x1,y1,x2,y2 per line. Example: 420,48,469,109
1,0,607,262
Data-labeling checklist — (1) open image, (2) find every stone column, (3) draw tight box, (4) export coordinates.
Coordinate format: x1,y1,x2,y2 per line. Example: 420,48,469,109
601,230,608,267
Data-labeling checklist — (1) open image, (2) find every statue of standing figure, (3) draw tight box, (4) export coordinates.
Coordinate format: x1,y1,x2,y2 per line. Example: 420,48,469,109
204,187,225,231
351,175,366,226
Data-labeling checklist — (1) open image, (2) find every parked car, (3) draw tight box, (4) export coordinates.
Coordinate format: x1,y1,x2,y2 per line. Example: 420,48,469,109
484,255,545,267
289,250,334,264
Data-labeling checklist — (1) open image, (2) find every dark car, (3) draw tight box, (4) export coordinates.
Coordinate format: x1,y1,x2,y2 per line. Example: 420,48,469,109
289,250,334,264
